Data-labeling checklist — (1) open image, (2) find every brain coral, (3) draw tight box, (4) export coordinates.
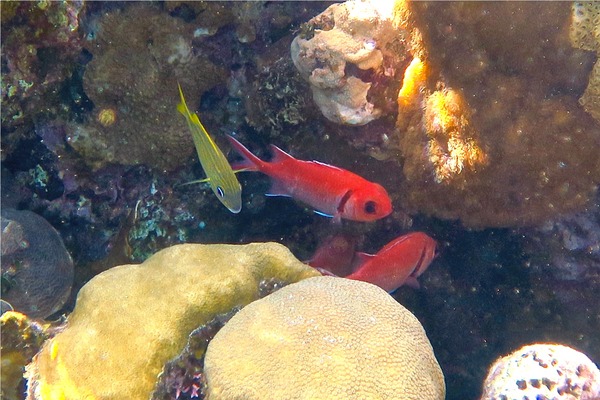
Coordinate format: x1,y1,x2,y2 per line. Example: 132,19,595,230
70,4,226,170
25,243,320,400
481,343,600,400
204,276,445,400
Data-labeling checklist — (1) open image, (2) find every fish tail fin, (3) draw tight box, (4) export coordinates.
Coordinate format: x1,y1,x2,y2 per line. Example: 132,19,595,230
177,83,190,117
226,135,264,172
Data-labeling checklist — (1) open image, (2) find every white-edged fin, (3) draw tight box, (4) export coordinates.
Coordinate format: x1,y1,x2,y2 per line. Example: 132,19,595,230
314,210,334,218
355,252,376,262
313,160,344,172
265,180,291,197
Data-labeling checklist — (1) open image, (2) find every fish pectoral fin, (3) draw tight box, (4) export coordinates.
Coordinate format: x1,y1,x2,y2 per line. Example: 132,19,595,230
403,276,421,289
176,178,211,187
231,167,252,174
176,168,248,188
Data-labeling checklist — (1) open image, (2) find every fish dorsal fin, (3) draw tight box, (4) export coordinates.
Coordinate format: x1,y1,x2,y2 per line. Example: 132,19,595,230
313,160,344,172
355,252,376,263
269,144,295,163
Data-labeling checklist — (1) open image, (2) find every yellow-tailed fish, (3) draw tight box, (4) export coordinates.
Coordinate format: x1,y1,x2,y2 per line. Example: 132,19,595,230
177,84,242,213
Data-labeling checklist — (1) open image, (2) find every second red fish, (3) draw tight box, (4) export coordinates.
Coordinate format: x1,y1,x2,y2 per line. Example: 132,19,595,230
227,135,392,222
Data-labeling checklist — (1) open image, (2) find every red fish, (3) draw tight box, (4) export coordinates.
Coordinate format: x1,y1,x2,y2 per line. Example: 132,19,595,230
226,135,392,222
307,234,359,277
346,232,437,291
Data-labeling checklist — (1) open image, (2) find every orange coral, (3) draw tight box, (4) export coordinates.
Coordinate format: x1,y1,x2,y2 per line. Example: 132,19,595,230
422,89,487,184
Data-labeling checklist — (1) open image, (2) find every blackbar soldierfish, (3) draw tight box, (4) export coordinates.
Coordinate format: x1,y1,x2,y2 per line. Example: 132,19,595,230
347,232,437,291
226,135,392,222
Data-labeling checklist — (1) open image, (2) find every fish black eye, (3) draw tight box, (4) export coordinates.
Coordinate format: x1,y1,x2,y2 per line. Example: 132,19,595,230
364,201,377,214
217,186,225,197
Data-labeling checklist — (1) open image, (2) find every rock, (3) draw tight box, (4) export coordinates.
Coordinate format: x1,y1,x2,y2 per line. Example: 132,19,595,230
72,4,226,171
291,0,410,125
1,208,73,319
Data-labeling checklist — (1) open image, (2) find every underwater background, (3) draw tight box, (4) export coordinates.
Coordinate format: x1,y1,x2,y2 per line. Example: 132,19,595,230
2,1,600,399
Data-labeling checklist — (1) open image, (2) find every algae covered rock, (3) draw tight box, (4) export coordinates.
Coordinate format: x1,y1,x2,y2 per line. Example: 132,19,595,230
204,276,445,400
25,243,320,400
396,1,600,228
72,4,226,171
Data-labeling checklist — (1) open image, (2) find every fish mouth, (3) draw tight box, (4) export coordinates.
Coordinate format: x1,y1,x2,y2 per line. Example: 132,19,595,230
228,205,242,214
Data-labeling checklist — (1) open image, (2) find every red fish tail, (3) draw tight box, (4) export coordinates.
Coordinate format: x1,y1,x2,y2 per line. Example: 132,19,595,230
226,135,264,172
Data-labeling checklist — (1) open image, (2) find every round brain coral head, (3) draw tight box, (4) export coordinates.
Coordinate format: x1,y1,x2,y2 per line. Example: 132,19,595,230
342,183,393,221
204,276,445,400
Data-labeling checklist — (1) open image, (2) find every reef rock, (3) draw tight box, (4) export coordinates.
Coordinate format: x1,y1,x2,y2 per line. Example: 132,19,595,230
204,276,445,400
481,343,600,400
291,0,411,125
25,243,319,400
395,2,600,228
72,4,226,170
1,208,73,319
570,2,600,123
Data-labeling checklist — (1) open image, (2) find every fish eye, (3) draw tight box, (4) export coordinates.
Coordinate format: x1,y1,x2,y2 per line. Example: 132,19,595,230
364,201,377,214
217,186,225,197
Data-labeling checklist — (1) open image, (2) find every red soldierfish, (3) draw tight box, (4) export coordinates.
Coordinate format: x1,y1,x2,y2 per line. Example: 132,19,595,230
346,232,437,292
226,135,393,222
307,234,359,277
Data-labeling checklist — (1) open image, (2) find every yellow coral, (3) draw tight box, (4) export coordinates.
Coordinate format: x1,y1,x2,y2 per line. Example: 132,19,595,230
96,108,117,127
398,56,427,110
423,89,487,184
1,312,49,400
204,276,445,400
25,243,320,400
